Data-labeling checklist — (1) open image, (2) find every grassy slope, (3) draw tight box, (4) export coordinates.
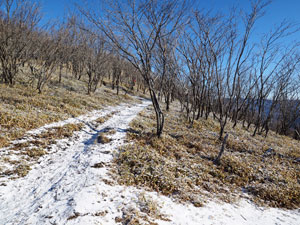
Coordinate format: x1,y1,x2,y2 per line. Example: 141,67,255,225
0,73,134,148
1,70,299,209
114,102,300,209
0,71,138,178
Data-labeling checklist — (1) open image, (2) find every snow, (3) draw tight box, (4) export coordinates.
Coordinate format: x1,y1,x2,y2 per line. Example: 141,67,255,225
0,98,299,225
156,198,300,225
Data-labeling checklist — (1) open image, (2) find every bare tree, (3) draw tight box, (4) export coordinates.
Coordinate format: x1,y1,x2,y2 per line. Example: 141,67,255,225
201,1,270,139
155,34,180,111
251,21,300,136
85,33,108,95
0,0,41,85
28,29,62,93
110,55,123,95
276,90,300,136
78,0,189,137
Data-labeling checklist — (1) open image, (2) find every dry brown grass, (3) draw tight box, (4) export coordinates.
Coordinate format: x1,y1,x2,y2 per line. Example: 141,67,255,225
113,192,169,225
34,123,84,140
2,163,31,177
24,147,47,158
113,103,300,209
0,75,138,148
95,111,119,124
96,133,111,144
0,136,9,148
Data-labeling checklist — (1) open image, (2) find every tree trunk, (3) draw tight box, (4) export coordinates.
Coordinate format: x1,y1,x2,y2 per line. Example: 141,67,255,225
149,88,164,137
59,64,63,83
166,92,170,111
213,134,229,165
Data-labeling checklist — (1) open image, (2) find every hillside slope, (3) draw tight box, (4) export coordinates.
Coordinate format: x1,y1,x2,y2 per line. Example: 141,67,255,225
0,75,299,224
116,103,300,210
0,98,299,224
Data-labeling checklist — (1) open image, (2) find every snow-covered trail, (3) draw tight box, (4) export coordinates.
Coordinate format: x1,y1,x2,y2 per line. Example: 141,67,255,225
0,99,150,225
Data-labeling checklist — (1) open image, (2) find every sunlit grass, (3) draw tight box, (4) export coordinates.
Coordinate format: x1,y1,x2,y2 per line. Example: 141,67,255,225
113,102,300,209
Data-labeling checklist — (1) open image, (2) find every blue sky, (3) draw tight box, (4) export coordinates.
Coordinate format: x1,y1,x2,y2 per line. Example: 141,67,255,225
40,0,300,40
40,0,74,24
198,0,300,39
